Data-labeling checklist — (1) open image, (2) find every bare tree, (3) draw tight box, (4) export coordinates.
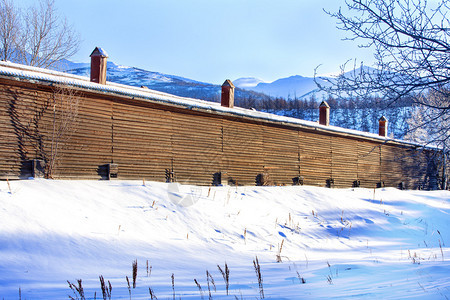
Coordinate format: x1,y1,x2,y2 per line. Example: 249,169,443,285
0,0,79,69
316,0,450,188
405,89,450,148
0,0,20,61
405,88,450,188
318,0,450,105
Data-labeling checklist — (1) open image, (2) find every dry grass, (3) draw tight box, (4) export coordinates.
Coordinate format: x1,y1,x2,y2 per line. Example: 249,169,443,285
217,262,230,295
126,276,132,299
297,271,306,284
439,240,444,261
99,275,112,300
148,287,158,300
253,256,264,299
171,273,175,300
64,257,310,299
6,178,12,194
206,270,216,299
194,278,204,299
146,260,152,277
276,239,285,263
148,287,158,299
67,279,85,300
132,259,137,288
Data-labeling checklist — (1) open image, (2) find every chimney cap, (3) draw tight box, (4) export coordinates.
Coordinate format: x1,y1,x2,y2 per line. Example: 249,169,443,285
90,47,109,58
320,100,330,108
379,116,388,122
222,79,235,88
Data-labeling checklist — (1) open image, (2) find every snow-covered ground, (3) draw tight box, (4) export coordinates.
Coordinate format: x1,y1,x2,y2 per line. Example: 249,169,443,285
0,180,449,299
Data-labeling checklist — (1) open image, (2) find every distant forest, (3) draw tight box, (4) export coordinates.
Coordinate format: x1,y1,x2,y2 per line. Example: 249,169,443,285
234,95,413,139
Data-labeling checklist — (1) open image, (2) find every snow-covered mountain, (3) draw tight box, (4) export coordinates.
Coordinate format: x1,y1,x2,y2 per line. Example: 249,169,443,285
62,59,374,103
62,60,330,102
53,59,90,72
234,67,383,100
234,75,330,100
65,62,270,102
233,77,266,89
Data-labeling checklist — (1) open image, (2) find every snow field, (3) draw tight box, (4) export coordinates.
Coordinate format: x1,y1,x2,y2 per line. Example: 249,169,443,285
0,180,449,299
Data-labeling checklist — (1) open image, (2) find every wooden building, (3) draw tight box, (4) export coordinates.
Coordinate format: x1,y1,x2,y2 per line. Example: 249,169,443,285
0,49,440,189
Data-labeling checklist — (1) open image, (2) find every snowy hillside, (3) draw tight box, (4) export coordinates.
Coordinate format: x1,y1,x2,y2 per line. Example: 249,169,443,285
0,180,449,299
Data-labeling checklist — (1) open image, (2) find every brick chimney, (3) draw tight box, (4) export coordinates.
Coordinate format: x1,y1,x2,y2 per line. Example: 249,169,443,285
319,101,330,126
221,79,235,108
90,47,108,84
379,116,388,137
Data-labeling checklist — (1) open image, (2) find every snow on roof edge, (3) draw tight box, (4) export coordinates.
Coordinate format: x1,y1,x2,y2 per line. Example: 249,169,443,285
0,60,433,150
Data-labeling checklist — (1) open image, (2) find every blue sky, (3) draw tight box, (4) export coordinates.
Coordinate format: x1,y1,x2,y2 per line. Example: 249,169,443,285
21,0,375,84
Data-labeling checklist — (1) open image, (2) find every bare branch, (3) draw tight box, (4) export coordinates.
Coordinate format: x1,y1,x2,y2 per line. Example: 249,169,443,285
0,0,79,68
0,0,21,61
318,0,450,186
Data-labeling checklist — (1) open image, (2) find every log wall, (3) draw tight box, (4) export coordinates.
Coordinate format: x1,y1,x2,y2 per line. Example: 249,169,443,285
0,77,438,189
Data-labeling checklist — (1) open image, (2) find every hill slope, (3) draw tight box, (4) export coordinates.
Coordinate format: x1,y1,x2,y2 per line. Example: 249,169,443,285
0,180,449,299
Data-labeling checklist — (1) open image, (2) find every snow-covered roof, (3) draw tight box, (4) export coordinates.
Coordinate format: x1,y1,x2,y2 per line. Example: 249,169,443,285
0,60,425,148
90,47,108,58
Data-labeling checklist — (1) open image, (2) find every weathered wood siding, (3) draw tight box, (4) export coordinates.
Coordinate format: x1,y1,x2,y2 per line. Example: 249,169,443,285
331,136,358,188
263,125,299,185
0,78,438,189
223,118,263,185
299,130,331,186
357,141,381,188
381,144,404,187
0,85,39,178
113,99,171,181
172,109,223,185
57,93,112,179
